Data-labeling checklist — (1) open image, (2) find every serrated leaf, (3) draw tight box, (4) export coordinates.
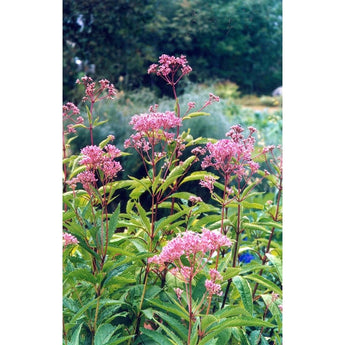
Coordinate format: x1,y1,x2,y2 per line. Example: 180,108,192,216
135,203,151,232
214,306,251,319
181,171,218,185
155,208,189,232
157,155,196,194
63,210,76,221
66,268,97,285
68,322,83,345
147,298,189,321
200,317,274,345
153,314,186,345
107,335,135,345
94,324,116,345
266,253,282,282
242,222,270,233
221,267,242,281
261,294,282,329
140,327,175,345
245,274,282,296
241,201,264,210
201,315,218,331
232,276,253,315
170,192,195,200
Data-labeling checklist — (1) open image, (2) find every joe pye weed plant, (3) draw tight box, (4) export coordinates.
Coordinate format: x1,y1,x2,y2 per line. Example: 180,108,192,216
63,54,283,345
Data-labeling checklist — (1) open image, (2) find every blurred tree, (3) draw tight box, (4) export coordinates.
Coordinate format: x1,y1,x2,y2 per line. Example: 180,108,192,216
63,0,157,102
63,0,282,102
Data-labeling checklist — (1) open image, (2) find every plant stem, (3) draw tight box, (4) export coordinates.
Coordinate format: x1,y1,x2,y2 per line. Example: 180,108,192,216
89,101,95,145
130,266,150,344
187,278,193,345
221,202,241,308
252,178,282,298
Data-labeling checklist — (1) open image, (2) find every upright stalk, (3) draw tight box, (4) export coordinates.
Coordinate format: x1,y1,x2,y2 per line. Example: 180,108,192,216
252,178,282,298
89,101,95,145
187,277,193,345
221,200,241,308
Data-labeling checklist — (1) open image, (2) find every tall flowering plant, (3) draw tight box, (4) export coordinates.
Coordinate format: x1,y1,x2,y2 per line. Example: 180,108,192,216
149,229,232,344
62,54,282,345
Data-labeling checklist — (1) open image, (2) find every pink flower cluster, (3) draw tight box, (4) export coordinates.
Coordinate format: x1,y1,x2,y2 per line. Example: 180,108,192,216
63,232,79,246
205,280,222,297
202,93,220,108
148,54,192,86
148,229,231,282
189,195,203,204
63,102,84,134
67,144,122,193
174,287,184,300
76,76,117,103
205,268,223,296
201,125,259,179
124,110,182,154
199,175,216,193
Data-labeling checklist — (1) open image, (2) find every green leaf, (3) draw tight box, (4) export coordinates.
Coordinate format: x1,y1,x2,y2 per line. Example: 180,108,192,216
200,317,274,345
107,204,121,244
232,328,251,345
155,208,190,232
245,274,282,296
266,253,282,282
69,299,99,324
69,165,86,179
201,315,218,332
215,328,231,345
94,324,116,345
170,192,195,200
242,222,270,234
240,180,260,200
153,315,186,345
68,322,83,345
232,276,253,315
157,155,196,194
214,306,251,319
107,335,135,345
180,171,218,185
65,268,97,285
140,327,175,345
261,294,282,329
183,111,210,120
190,317,201,345
147,298,189,321
128,176,152,198
241,201,264,210
221,267,242,281
135,203,151,233
85,105,92,123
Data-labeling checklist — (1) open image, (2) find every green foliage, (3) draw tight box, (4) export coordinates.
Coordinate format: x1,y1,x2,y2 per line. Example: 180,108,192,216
63,55,282,345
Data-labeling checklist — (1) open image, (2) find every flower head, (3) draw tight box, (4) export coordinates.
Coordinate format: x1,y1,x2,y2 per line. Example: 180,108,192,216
201,125,259,179
76,76,117,103
148,229,231,282
199,175,216,193
189,195,203,204
148,54,192,86
205,280,222,296
63,102,83,135
63,232,79,246
174,287,184,300
125,110,182,159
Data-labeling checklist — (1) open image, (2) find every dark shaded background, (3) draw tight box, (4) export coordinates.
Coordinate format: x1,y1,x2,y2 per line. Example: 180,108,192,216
63,0,282,103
